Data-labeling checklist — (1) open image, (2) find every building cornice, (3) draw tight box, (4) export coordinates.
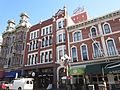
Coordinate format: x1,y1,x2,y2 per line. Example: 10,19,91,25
68,10,120,31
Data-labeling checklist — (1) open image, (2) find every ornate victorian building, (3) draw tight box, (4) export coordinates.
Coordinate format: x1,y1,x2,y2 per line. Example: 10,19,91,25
1,13,31,81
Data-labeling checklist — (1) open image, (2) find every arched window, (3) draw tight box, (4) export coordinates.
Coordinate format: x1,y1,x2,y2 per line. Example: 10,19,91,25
71,47,77,62
107,39,117,56
90,27,97,37
74,31,82,42
93,42,102,58
103,23,111,34
81,45,88,61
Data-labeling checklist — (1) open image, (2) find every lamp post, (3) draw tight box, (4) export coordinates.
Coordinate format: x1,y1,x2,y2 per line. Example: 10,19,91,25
102,65,108,90
61,54,71,89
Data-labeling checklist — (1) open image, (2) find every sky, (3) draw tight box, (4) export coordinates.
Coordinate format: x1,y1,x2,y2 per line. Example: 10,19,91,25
0,0,120,40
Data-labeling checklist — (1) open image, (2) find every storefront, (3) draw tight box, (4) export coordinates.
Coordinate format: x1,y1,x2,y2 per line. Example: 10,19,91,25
69,66,86,89
24,67,54,89
85,62,120,90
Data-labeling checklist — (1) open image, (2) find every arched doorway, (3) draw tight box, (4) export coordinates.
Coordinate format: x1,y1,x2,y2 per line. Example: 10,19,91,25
57,66,66,89
59,68,66,88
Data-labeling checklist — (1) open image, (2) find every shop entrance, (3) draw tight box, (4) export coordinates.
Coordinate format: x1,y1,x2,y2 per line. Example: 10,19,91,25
34,75,53,89
59,68,66,88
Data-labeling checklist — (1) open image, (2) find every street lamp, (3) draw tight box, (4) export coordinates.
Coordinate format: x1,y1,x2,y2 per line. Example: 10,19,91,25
61,54,71,89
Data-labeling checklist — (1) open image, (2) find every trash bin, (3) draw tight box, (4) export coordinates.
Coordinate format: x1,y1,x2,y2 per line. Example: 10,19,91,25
88,84,95,90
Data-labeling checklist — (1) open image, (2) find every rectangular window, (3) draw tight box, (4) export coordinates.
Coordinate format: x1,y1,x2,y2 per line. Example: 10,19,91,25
49,51,52,62
46,27,48,34
58,21,62,29
34,32,36,38
30,33,33,40
63,33,66,41
49,36,52,45
43,29,45,35
45,37,48,46
49,26,52,33
31,55,34,64
41,53,44,63
37,31,39,37
59,34,62,42
45,52,48,62
35,54,38,64
36,40,38,49
59,50,63,60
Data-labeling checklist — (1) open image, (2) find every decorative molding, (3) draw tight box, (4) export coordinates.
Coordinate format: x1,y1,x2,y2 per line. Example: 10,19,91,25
68,10,120,31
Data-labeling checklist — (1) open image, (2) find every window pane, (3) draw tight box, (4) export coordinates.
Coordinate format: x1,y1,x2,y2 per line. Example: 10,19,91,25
93,43,101,58
59,34,62,42
104,24,110,34
107,40,117,56
82,45,88,60
91,28,97,37
72,47,77,62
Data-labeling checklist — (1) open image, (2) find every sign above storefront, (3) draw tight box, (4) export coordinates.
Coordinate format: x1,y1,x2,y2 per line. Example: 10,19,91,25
69,68,85,75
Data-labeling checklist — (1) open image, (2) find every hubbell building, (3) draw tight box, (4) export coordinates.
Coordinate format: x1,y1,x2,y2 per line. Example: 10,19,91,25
67,10,120,89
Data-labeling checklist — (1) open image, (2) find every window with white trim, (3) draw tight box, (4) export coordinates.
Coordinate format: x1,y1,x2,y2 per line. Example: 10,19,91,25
41,52,44,63
93,42,102,58
73,31,82,42
41,25,52,36
90,27,97,37
49,51,52,62
57,32,66,43
42,38,45,47
40,50,52,63
28,53,38,65
42,36,52,47
57,19,65,30
59,49,63,60
59,34,62,42
30,30,39,40
103,23,111,34
57,45,66,62
45,52,48,62
49,36,52,45
81,45,88,61
29,40,38,51
71,47,78,62
107,39,117,56
45,37,48,46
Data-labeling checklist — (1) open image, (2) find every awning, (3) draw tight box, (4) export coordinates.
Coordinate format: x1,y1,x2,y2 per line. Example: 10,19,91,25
0,71,4,78
69,67,85,75
105,61,120,74
85,63,107,75
5,70,21,78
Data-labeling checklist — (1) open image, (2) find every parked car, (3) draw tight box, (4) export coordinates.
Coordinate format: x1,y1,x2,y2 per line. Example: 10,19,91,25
8,78,34,90
0,81,9,90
